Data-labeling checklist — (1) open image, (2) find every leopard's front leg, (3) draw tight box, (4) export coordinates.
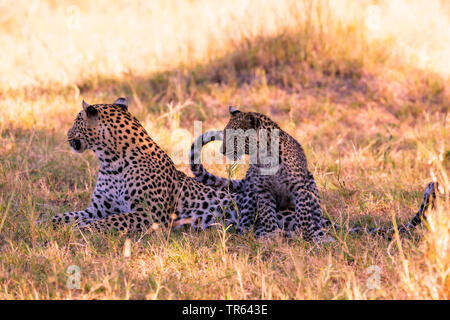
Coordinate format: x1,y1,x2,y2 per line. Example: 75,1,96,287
293,187,335,243
77,195,169,233
253,188,282,238
52,190,128,228
52,207,99,227
78,209,155,233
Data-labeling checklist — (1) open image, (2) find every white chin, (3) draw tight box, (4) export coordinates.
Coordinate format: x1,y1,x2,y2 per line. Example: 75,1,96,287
71,147,85,153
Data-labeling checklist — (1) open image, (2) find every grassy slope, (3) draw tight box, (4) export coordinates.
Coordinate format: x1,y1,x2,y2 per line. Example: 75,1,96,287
0,0,448,299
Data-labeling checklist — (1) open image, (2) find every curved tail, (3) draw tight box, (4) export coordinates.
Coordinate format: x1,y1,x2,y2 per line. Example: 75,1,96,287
190,130,438,238
337,181,437,237
190,130,245,192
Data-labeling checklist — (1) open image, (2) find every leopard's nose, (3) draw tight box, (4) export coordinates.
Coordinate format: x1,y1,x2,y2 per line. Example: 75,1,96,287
70,139,81,151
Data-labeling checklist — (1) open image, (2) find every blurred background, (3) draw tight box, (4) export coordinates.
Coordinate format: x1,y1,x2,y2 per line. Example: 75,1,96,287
1,0,450,89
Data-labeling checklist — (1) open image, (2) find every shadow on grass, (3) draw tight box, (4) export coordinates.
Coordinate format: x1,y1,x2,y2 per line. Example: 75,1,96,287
4,30,448,124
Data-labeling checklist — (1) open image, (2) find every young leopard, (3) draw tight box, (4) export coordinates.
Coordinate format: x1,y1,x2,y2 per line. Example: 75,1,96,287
52,98,239,232
219,107,333,241
189,109,438,241
190,129,332,236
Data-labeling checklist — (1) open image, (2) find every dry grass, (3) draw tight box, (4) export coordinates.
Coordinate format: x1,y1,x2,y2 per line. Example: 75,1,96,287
0,0,449,299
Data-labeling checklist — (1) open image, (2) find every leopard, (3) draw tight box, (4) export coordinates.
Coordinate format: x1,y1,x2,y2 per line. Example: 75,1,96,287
189,107,438,241
52,98,240,233
190,129,332,237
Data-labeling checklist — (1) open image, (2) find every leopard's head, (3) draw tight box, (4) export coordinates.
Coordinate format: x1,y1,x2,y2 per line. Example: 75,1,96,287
221,107,268,161
67,97,129,154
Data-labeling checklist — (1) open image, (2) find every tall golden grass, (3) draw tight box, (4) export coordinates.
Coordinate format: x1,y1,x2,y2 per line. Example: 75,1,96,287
1,0,449,91
0,0,448,299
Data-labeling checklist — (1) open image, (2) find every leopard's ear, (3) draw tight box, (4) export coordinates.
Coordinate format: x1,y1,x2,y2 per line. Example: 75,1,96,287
82,100,98,118
245,113,261,129
113,97,128,110
82,100,90,111
86,107,98,123
229,106,241,116
82,100,98,125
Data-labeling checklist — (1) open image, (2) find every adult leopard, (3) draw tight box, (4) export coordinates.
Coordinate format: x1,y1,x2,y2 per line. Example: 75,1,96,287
52,98,239,232
189,108,437,241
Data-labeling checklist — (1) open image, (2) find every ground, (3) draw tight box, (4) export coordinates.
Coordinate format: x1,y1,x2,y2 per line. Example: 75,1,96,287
0,0,448,299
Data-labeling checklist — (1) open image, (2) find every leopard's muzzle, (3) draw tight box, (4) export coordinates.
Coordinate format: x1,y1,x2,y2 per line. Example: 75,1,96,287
68,138,86,153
